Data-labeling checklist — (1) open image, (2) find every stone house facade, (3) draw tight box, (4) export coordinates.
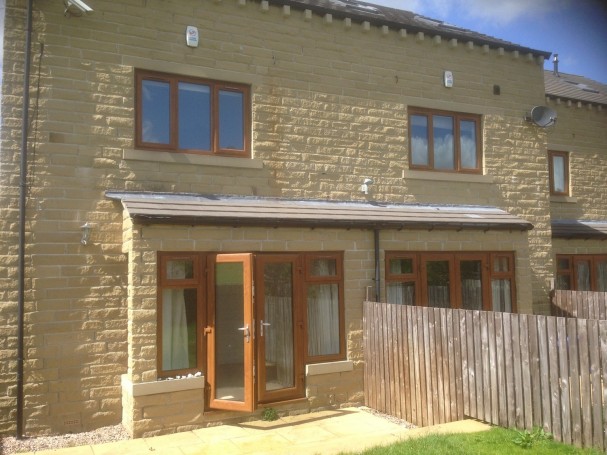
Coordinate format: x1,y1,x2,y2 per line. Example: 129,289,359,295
1,0,605,439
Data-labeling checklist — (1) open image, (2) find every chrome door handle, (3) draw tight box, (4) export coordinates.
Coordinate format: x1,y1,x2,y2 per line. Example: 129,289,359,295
260,320,271,336
238,324,250,342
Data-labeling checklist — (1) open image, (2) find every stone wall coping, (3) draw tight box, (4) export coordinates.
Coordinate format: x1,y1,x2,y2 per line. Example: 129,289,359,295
306,360,354,376
123,149,264,169
122,374,205,397
402,170,494,184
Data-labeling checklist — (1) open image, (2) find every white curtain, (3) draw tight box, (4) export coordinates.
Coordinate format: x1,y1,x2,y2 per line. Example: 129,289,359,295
162,289,189,370
387,282,415,305
491,279,512,313
307,283,339,357
598,261,607,292
461,279,482,310
576,262,591,290
265,295,294,388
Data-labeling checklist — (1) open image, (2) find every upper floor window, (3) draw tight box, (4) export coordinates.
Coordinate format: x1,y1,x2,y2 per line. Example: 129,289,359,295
549,151,569,195
409,108,482,173
136,70,250,157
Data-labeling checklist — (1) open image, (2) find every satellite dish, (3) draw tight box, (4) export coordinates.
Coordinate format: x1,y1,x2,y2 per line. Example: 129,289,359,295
526,106,557,127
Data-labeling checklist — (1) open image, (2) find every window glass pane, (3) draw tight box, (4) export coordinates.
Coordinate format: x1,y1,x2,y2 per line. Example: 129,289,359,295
556,275,571,290
389,258,413,275
426,260,450,308
552,155,566,193
307,283,339,356
411,115,429,166
162,288,197,371
166,259,194,280
491,279,511,312
218,90,244,150
576,261,591,291
493,256,510,273
460,120,478,169
309,258,337,277
142,80,170,144
597,260,607,292
387,282,415,305
178,82,211,150
460,260,482,310
557,257,570,271
433,115,454,170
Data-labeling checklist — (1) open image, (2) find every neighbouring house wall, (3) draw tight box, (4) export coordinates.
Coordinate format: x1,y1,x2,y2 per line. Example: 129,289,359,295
1,0,552,436
546,98,607,221
545,97,607,278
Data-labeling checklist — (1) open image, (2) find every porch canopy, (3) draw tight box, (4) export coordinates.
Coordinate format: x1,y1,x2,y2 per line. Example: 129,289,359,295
106,191,533,232
552,219,607,240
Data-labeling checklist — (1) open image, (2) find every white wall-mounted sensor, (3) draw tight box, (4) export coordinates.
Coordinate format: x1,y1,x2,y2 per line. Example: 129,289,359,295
186,26,199,48
64,0,94,16
444,70,454,88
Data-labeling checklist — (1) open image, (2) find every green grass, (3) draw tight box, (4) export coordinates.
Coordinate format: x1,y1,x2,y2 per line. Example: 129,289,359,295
343,427,603,455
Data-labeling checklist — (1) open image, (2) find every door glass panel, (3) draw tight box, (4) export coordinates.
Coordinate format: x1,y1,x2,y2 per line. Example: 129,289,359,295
215,262,245,401
262,262,294,392
460,260,482,310
426,260,450,308
161,288,197,371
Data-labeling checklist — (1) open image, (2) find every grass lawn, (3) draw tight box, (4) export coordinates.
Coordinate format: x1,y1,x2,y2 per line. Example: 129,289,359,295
343,427,603,455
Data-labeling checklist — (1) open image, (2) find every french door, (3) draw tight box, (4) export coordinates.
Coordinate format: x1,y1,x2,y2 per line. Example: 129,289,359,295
206,253,303,412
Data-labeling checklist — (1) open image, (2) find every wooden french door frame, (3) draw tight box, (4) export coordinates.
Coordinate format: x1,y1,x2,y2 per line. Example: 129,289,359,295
206,253,255,412
254,254,304,404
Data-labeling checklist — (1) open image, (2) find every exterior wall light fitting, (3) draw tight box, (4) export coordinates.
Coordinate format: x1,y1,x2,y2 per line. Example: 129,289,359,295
81,222,92,245
360,178,374,195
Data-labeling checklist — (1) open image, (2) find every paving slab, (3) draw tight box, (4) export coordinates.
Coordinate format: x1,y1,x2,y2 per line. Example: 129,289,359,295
23,407,491,455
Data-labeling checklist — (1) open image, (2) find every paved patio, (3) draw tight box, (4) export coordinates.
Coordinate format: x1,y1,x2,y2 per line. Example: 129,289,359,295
24,407,491,455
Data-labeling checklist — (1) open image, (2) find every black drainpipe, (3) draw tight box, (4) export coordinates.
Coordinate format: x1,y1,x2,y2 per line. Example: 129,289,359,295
17,0,34,440
374,229,380,302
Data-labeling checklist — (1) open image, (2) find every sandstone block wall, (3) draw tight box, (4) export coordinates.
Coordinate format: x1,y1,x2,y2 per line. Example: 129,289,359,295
1,0,559,435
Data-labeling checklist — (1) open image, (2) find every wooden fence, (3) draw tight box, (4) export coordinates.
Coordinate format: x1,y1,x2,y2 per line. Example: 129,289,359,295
363,301,607,451
552,290,607,320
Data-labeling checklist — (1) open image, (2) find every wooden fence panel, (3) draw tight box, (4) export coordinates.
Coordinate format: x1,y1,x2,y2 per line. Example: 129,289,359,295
363,300,607,452
552,290,607,320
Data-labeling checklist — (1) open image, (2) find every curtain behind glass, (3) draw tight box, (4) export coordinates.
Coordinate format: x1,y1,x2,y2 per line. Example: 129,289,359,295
387,282,415,305
162,288,189,370
597,260,607,292
491,279,511,313
307,259,339,357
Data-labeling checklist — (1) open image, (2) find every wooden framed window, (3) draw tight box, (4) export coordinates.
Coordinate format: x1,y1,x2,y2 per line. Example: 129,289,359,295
549,151,570,195
385,252,516,312
303,252,345,363
556,254,607,292
136,69,250,157
157,253,205,379
409,107,482,173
